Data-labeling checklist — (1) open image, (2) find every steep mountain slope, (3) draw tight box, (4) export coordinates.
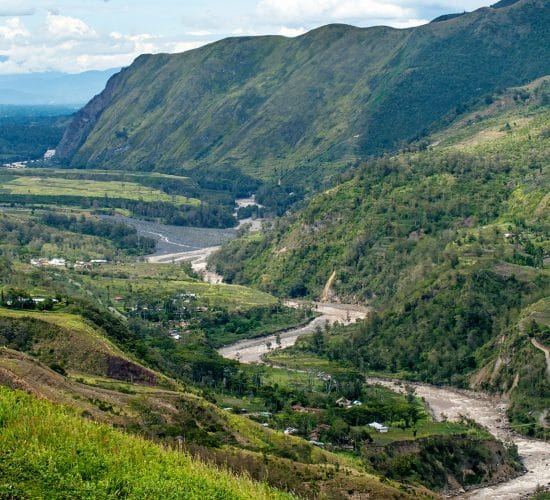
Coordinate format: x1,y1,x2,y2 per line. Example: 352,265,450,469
57,0,549,186
211,79,550,435
212,79,549,300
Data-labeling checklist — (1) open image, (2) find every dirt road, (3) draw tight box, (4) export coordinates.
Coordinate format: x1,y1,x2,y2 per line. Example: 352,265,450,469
217,302,369,363
366,377,550,498
147,246,223,283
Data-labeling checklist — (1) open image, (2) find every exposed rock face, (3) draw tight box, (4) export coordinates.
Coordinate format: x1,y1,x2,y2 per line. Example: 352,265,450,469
106,356,158,385
56,66,127,161
363,436,523,493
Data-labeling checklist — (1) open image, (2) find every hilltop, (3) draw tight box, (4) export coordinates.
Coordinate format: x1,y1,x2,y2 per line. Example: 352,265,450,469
57,0,549,190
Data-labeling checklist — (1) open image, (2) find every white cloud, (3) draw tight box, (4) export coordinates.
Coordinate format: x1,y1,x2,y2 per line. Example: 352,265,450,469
256,0,414,25
185,30,214,37
0,1,492,74
0,13,208,74
0,18,30,40
278,26,307,37
171,40,209,53
46,13,97,39
0,1,35,17
390,17,429,28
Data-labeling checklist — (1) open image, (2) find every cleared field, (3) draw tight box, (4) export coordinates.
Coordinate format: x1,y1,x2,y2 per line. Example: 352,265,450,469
71,269,278,310
0,176,199,205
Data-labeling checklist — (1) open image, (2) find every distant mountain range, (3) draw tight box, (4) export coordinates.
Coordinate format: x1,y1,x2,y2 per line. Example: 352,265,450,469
0,69,120,106
56,0,549,185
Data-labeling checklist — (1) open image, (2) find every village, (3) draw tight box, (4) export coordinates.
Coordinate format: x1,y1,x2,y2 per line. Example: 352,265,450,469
30,257,109,269
221,393,391,451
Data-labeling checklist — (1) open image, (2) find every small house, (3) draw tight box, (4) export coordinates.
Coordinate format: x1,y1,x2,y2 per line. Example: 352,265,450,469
368,422,389,433
336,397,352,408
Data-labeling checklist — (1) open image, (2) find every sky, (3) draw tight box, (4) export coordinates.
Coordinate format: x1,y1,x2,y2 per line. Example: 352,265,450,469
0,0,493,74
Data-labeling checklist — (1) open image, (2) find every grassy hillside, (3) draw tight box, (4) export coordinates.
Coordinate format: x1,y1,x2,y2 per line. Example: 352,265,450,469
0,299,420,497
0,387,293,500
0,235,516,496
211,79,550,436
57,0,549,189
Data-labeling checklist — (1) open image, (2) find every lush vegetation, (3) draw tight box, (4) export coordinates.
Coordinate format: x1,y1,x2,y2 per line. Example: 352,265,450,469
58,0,549,191
211,81,550,437
0,209,159,261
0,164,243,228
0,387,293,499
0,174,197,205
40,211,156,254
0,7,548,495
0,215,524,495
0,107,71,163
0,263,419,498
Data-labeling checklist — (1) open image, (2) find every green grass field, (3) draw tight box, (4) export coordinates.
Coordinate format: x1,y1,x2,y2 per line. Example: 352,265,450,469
0,175,199,205
0,387,293,499
67,262,278,311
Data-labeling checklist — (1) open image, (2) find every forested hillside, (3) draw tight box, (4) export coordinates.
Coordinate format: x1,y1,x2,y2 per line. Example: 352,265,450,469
211,78,550,436
57,0,549,190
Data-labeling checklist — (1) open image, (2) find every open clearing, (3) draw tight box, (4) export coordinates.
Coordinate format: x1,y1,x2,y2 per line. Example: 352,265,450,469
0,176,199,205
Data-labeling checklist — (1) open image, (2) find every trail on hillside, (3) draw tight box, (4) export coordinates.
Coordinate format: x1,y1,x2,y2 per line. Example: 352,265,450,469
531,338,550,379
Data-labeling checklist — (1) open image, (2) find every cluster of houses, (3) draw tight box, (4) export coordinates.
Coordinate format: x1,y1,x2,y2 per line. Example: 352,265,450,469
30,257,66,268
30,258,108,269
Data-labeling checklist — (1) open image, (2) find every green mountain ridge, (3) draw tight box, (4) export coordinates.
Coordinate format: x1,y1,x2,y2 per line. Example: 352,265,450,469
57,0,549,188
210,77,550,436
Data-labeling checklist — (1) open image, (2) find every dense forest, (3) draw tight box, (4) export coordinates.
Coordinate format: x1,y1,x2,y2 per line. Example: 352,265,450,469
0,108,72,163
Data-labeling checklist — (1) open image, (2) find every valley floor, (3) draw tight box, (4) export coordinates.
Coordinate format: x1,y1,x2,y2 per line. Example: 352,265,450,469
218,316,550,498
116,220,550,497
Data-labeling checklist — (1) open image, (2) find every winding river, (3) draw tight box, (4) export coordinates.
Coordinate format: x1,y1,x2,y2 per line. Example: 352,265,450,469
218,307,550,499
133,217,549,498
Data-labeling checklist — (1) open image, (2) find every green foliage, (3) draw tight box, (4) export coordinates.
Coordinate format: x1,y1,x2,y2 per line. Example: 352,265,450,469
0,110,70,163
0,387,292,499
0,211,150,261
58,1,550,189
212,81,550,435
40,211,156,255
364,434,521,490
